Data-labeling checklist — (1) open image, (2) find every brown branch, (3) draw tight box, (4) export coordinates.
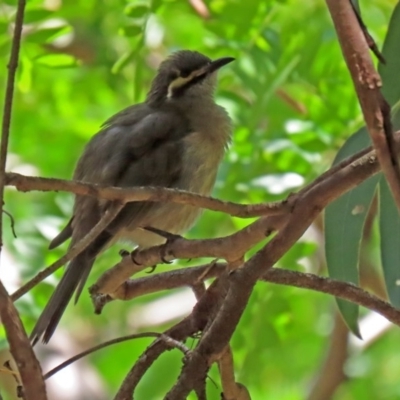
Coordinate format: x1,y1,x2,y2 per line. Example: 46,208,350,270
326,0,400,210
0,283,46,399
114,267,229,399
188,0,210,19
0,0,47,398
163,143,386,397
101,263,400,328
262,269,400,325
11,202,124,301
307,313,348,400
113,318,196,400
0,0,26,250
91,145,381,301
5,172,289,218
218,346,247,400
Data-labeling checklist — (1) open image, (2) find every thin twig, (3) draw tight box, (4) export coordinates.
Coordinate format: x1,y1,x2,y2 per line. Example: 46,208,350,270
0,0,26,250
218,346,246,400
5,172,289,218
188,0,210,19
349,0,386,64
0,0,47,398
11,202,124,301
113,318,196,400
102,262,400,328
261,269,400,326
3,209,17,238
44,331,188,380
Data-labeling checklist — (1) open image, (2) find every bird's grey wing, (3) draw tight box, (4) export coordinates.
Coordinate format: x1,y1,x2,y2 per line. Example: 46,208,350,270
31,108,190,344
71,107,189,240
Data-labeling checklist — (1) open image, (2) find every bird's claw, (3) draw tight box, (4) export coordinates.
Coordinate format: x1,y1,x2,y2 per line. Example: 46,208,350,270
143,226,182,264
130,248,141,265
146,265,157,273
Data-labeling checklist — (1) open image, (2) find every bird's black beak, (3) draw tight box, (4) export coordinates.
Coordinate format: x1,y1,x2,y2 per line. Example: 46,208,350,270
193,57,235,78
208,57,235,74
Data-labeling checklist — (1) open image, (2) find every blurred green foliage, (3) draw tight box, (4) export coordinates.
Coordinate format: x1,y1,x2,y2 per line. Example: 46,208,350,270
0,0,399,399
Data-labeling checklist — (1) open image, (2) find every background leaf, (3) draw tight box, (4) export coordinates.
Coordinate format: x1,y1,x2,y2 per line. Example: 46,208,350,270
325,129,378,337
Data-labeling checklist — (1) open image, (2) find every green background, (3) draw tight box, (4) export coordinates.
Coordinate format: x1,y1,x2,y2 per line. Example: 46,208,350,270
0,0,399,399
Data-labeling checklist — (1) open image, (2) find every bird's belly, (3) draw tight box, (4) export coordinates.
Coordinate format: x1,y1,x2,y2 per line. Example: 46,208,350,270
118,170,217,248
122,202,203,248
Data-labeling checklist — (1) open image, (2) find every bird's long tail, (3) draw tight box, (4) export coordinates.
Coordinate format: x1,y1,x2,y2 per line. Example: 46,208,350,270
30,253,94,345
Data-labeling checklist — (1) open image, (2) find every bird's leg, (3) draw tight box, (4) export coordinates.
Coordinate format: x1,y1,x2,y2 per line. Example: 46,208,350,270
143,226,182,263
120,246,157,272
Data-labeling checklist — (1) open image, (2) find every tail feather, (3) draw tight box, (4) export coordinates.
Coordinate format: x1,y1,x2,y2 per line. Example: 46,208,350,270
49,218,73,250
30,254,94,345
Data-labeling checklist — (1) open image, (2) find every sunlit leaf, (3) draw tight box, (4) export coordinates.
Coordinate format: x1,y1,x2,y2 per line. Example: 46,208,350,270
34,53,78,68
112,50,136,74
25,25,72,44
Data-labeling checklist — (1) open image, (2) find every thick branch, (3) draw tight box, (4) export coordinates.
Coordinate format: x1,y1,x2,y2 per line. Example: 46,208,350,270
107,264,400,327
44,331,188,380
165,146,384,397
0,0,47,398
92,146,380,300
326,0,400,210
0,282,46,399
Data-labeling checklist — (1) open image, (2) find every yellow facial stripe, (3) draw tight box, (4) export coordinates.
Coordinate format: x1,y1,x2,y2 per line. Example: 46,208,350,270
167,66,208,98
167,76,193,98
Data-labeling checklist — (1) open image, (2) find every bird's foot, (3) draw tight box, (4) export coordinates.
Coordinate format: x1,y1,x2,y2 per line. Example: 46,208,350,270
143,226,182,264
119,247,142,266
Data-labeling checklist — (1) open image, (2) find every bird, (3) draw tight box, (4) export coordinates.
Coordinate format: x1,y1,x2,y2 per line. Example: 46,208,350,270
30,50,234,344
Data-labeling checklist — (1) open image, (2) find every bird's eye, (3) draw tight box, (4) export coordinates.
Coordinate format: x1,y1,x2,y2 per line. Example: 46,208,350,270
180,69,191,78
168,70,179,81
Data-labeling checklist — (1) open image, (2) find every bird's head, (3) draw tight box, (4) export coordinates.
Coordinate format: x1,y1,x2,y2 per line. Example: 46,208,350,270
147,50,234,104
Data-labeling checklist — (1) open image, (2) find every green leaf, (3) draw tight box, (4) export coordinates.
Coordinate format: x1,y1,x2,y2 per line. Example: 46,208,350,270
24,8,54,23
0,21,8,35
18,55,33,92
0,39,10,57
377,106,400,307
34,53,78,68
120,24,143,37
25,25,71,44
379,178,400,307
125,4,150,19
325,129,379,337
379,2,400,106
324,2,400,337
